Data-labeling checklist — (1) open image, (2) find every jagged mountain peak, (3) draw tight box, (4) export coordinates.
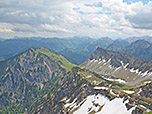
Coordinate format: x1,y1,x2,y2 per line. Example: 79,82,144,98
81,47,152,86
124,39,152,61
128,39,151,49
91,47,136,65
99,37,113,40
0,47,76,112
97,37,113,44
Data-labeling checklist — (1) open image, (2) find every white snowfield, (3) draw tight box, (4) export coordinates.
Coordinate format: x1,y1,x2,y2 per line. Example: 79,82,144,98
65,94,134,114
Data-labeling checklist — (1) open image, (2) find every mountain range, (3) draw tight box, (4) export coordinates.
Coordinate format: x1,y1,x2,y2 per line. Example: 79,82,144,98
0,36,152,65
81,47,152,86
0,45,152,113
0,47,76,113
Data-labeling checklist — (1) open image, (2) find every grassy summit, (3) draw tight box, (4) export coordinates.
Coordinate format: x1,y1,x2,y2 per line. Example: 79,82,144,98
36,47,76,71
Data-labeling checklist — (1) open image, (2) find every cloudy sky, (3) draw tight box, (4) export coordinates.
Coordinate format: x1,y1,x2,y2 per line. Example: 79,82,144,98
0,0,152,39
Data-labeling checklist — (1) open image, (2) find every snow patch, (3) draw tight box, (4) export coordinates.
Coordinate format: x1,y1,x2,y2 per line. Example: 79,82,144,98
73,94,133,114
144,81,151,85
65,98,77,109
90,59,95,63
142,71,149,77
137,88,142,95
123,90,135,94
109,65,112,69
94,86,109,90
103,62,107,66
110,89,119,97
73,94,108,114
107,59,111,63
120,61,124,66
102,59,106,63
130,68,135,73
96,97,133,114
93,80,100,85
98,61,102,64
124,63,129,68
115,67,121,71
104,77,126,84
148,72,152,76
94,60,98,62
87,75,92,78
140,105,151,112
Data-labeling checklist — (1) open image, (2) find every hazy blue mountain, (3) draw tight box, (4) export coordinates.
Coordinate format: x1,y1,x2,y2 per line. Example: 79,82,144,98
0,36,152,64
126,36,152,43
124,39,152,61
0,37,112,64
112,39,130,46
106,39,152,61
0,39,42,60
13,36,46,41
0,38,6,41
106,43,125,51
59,37,114,64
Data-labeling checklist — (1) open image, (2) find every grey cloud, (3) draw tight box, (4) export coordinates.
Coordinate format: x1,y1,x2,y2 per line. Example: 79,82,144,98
0,0,62,26
126,14,152,29
0,0,152,38
0,9,51,26
13,27,35,33
125,3,152,30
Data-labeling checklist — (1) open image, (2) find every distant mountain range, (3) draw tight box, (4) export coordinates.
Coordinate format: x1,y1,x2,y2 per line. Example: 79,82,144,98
0,37,112,64
126,36,152,44
0,38,6,41
124,40,152,61
0,36,152,65
107,39,152,61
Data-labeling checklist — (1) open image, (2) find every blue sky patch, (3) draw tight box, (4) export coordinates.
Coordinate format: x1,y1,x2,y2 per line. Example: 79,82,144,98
73,8,80,11
85,2,102,7
77,11,113,15
123,0,150,5
105,12,113,15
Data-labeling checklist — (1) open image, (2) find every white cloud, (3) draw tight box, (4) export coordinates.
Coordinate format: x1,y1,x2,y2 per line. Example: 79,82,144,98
0,28,14,33
0,0,152,38
41,24,69,33
0,23,14,33
125,1,152,29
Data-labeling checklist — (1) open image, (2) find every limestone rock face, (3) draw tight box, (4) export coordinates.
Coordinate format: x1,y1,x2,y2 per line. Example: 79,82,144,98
81,47,152,86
